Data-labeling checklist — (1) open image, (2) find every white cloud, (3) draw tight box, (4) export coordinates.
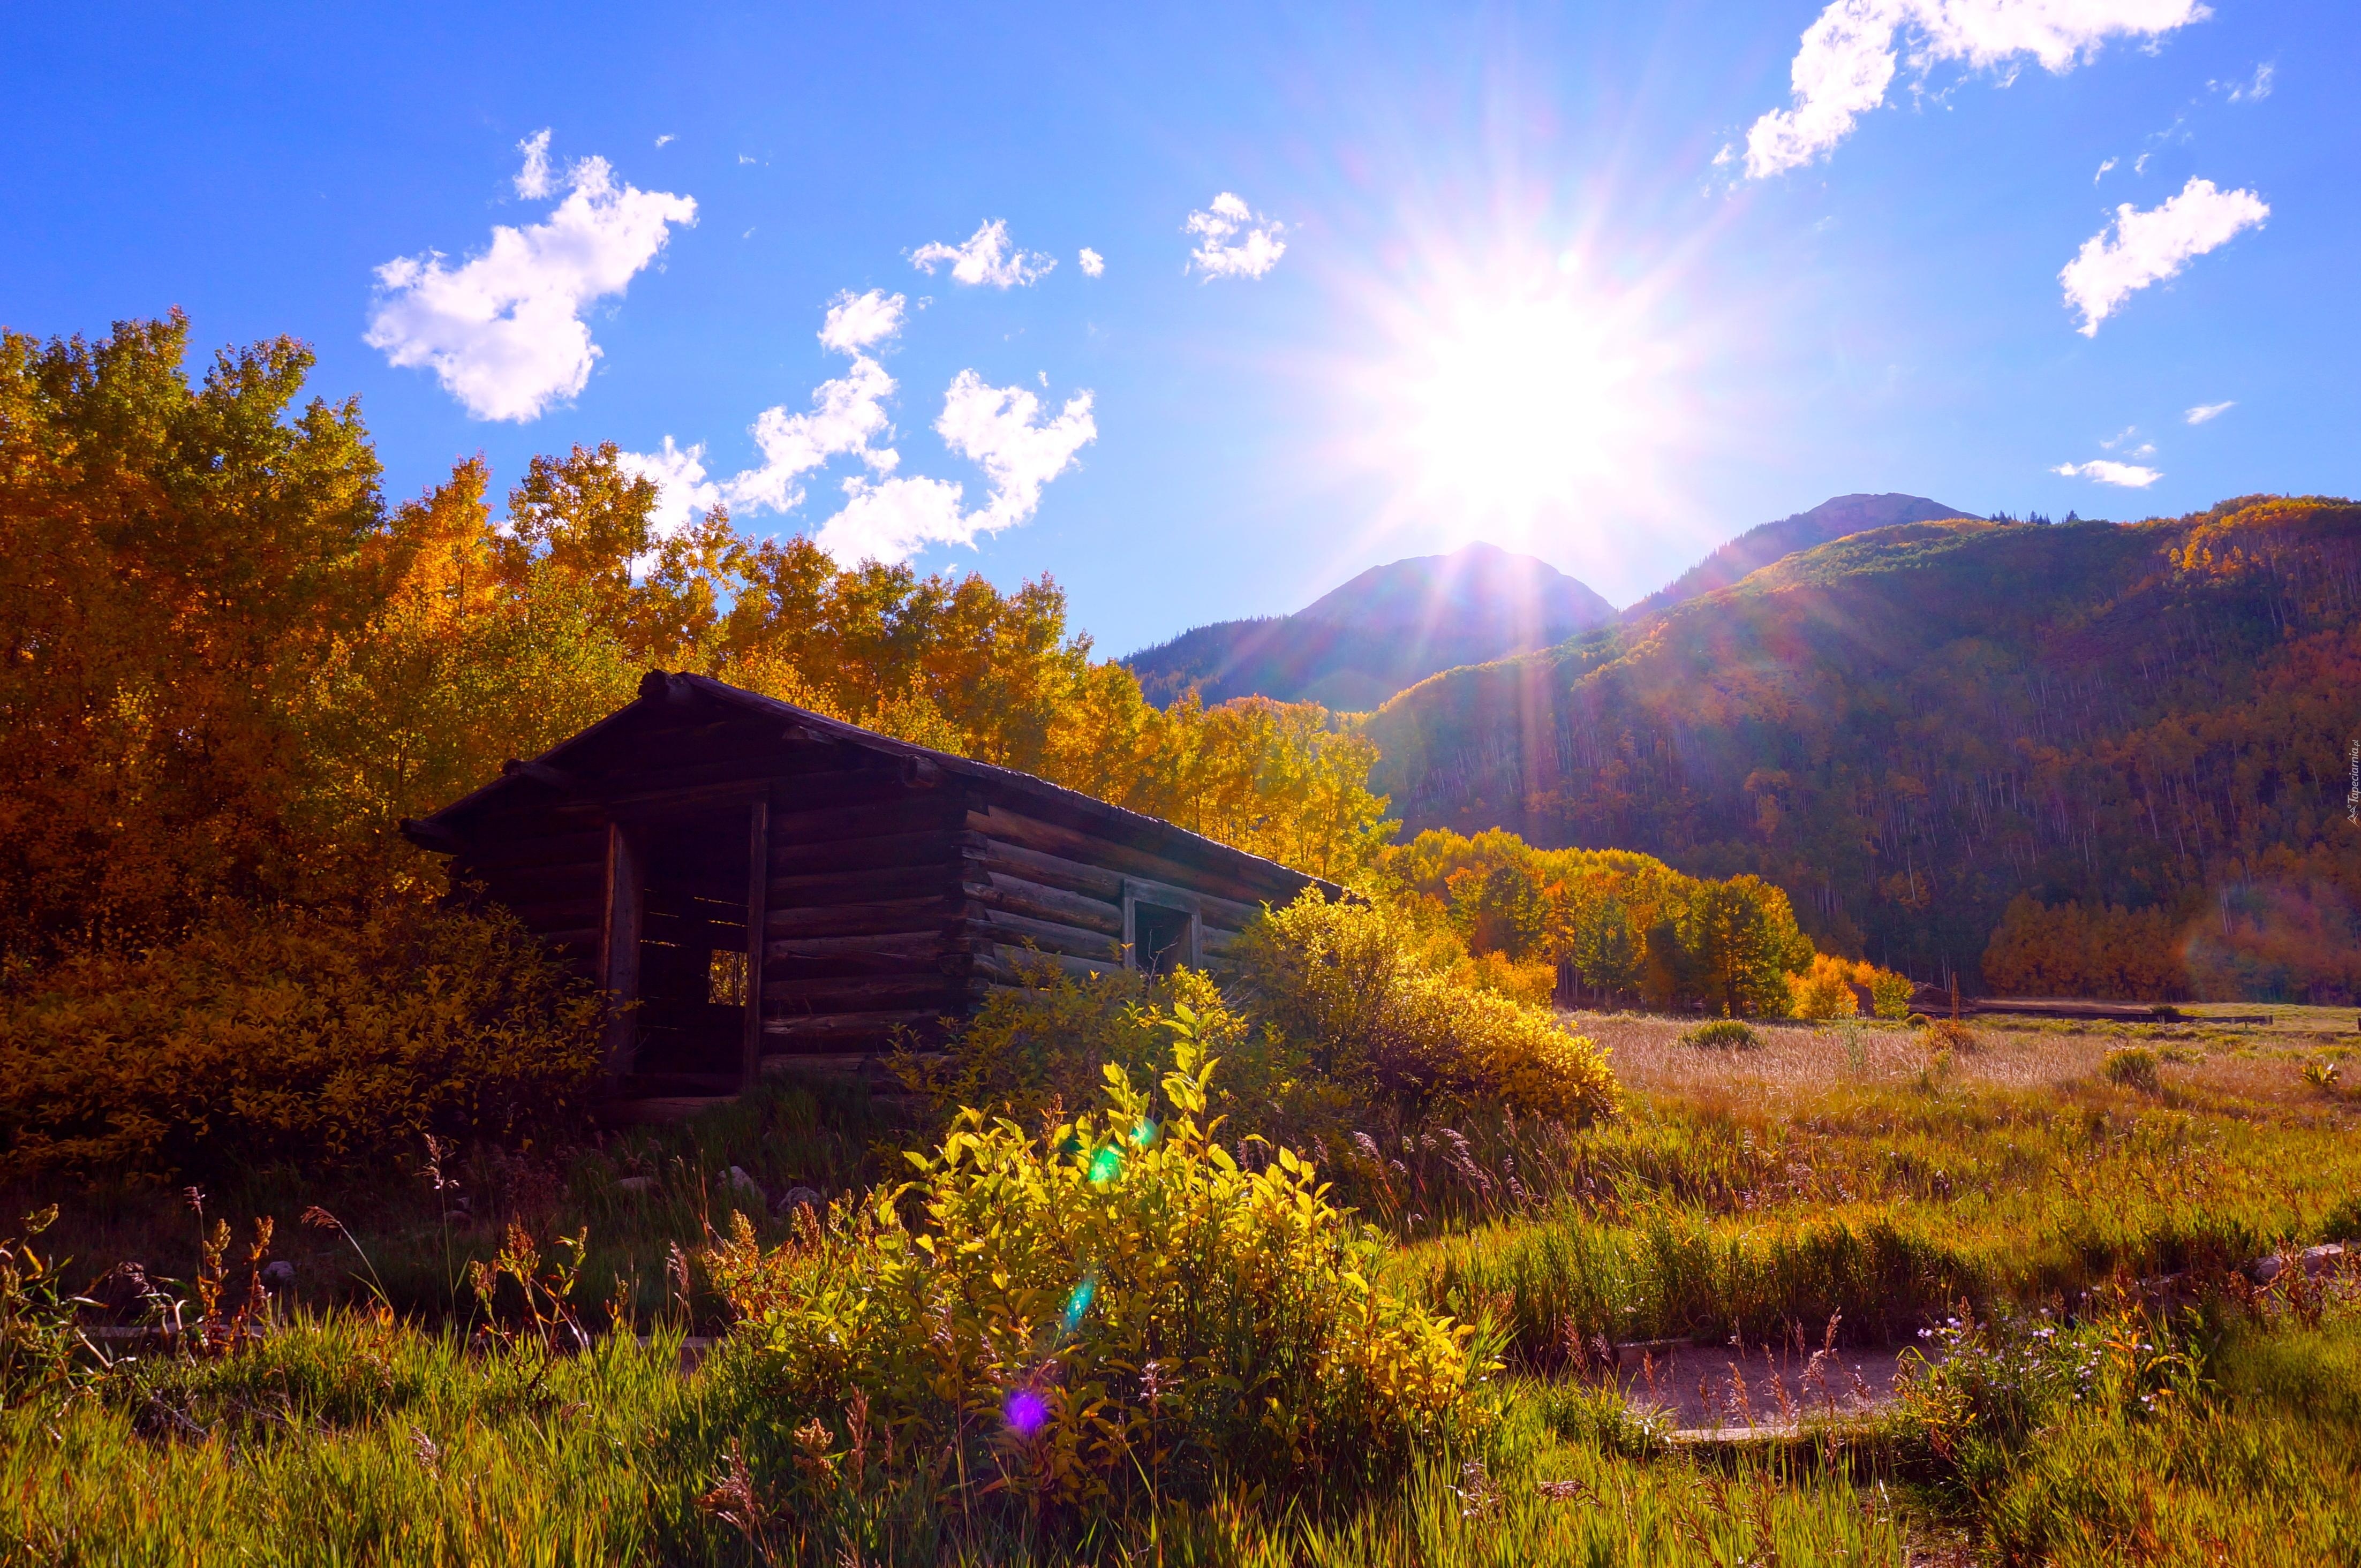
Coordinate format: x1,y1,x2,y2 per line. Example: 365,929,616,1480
366,138,697,421
817,289,907,354
654,133,675,148
1740,1,2211,179
514,128,556,199
1186,192,1287,279
2059,176,2268,335
909,219,1055,287
724,354,900,515
937,372,1096,532
2185,400,2235,423
615,437,722,542
816,475,972,564
1078,246,1105,277
2094,156,2117,183
2054,458,2162,487
813,372,1097,564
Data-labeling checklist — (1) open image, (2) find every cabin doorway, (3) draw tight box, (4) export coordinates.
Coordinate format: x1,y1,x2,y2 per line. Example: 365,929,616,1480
617,801,763,1092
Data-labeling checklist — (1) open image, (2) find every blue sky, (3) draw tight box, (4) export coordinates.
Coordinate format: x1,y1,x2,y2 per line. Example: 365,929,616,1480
4,2,2351,654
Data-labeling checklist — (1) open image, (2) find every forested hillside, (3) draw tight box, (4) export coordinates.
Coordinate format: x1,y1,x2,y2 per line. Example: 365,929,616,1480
1366,501,2361,1000
1126,541,1612,709
1620,492,1975,622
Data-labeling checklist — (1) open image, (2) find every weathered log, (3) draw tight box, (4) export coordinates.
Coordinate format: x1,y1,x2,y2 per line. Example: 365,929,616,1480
768,863,955,910
765,896,961,938
975,837,1127,903
766,794,969,846
762,1008,956,1042
969,906,1123,963
968,870,1124,934
972,944,1124,984
968,807,1292,910
762,973,971,1009
770,828,982,878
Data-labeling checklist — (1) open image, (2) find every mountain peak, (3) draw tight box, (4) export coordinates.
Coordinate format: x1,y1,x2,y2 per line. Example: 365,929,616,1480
1125,541,1615,712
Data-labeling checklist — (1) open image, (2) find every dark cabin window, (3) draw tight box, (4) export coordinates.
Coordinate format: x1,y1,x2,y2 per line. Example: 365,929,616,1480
1135,903,1194,976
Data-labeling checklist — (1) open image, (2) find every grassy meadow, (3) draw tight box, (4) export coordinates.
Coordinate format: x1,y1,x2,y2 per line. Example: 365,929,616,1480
4,1007,2357,1565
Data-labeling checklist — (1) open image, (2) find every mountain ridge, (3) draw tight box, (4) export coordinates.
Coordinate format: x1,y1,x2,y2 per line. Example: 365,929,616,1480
1125,541,1612,711
1361,497,2361,994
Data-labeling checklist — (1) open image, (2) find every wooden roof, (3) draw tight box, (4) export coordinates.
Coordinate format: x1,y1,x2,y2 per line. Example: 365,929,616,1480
406,670,1346,904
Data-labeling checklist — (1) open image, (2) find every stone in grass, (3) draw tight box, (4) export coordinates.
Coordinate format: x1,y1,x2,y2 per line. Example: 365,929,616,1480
724,1166,767,1209
2251,1244,2348,1285
261,1260,296,1288
775,1185,823,1218
613,1175,658,1196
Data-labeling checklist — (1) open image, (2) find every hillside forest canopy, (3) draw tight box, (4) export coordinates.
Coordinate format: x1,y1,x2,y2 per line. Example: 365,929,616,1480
1370,500,2361,1003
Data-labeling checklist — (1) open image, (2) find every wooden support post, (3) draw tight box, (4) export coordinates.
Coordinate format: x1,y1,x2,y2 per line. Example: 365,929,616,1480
599,822,643,1081
742,797,770,1093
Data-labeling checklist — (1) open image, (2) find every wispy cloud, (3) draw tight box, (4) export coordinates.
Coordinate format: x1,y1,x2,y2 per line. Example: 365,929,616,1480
2054,459,2162,487
2213,62,2274,102
654,133,675,148
625,291,1094,565
910,219,1055,287
2185,400,2235,423
1739,0,2211,179
365,132,697,421
2094,156,2117,184
1078,247,1105,278
1185,192,1286,280
817,289,907,354
514,128,556,199
2060,176,2268,336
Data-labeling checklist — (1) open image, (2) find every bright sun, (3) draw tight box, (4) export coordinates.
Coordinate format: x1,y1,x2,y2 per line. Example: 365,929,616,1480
1397,291,1648,521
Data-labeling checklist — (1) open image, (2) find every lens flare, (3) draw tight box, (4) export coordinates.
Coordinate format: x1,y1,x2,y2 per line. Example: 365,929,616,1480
1062,1274,1097,1335
1005,1388,1049,1437
1130,1117,1159,1149
1088,1146,1122,1186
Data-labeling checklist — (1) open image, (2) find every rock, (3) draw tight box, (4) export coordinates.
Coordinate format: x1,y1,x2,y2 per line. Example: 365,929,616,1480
725,1166,766,1207
2252,1243,2347,1284
261,1260,296,1287
775,1185,823,1218
613,1175,657,1196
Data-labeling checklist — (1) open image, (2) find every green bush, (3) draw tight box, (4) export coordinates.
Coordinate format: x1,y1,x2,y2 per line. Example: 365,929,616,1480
0,900,605,1185
1681,1019,1759,1050
703,1025,1490,1513
893,959,1321,1132
1228,892,1616,1125
2103,1046,2163,1094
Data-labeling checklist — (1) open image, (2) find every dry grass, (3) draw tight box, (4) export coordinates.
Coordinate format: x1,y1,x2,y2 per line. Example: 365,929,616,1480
1572,1009,2359,1122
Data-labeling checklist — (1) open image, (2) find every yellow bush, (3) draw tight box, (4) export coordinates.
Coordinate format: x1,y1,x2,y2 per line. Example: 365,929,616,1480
1789,953,1861,1020
706,1027,1488,1510
1231,891,1616,1125
1466,948,1559,1008
0,900,604,1185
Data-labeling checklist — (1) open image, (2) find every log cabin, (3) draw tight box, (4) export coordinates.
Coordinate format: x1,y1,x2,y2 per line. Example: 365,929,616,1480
402,670,1344,1103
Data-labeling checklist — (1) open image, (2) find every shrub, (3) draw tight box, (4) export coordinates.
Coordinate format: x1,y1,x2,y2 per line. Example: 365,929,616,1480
891,960,1304,1127
1905,1012,1933,1029
2300,1056,2343,1092
701,1028,1491,1513
1230,892,1615,1125
0,900,604,1185
1862,966,1915,1020
2103,1046,2163,1094
1788,954,1860,1020
1683,1019,1760,1050
1925,1017,1979,1055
